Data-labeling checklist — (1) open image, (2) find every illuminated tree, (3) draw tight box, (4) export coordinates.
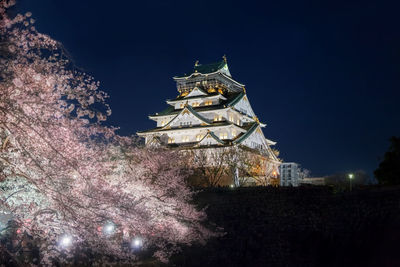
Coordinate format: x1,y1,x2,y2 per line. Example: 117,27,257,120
225,147,279,186
0,1,212,264
188,148,231,187
188,146,279,187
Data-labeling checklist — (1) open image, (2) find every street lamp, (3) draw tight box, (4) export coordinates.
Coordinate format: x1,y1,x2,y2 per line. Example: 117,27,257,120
103,222,115,235
59,234,72,248
131,237,143,250
348,173,354,191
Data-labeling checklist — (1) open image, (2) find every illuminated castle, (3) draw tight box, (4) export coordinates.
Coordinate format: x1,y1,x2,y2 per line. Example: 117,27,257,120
138,57,280,186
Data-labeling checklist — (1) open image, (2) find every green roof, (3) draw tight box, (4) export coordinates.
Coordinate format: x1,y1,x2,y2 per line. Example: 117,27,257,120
137,121,231,134
177,60,227,77
185,105,213,124
197,131,225,145
151,91,242,117
167,93,219,102
155,105,175,116
233,122,259,144
209,131,225,144
227,92,245,107
194,60,226,74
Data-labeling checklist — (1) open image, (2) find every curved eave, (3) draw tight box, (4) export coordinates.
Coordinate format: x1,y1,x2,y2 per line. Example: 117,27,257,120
138,122,244,136
161,105,212,130
228,106,255,123
187,105,213,124
184,87,208,98
136,131,148,136
219,72,245,87
266,138,277,146
166,94,227,104
196,131,225,146
233,123,259,144
150,106,230,119
149,113,176,120
173,71,245,87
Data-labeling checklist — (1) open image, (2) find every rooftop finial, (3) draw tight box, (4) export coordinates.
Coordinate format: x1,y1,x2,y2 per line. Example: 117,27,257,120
194,60,199,67
222,54,227,63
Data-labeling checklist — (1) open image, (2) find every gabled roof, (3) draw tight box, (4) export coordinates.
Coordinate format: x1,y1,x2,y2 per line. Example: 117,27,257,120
137,121,231,135
184,87,208,98
162,105,212,129
227,91,245,107
233,123,259,144
166,93,226,103
147,136,162,146
151,91,243,118
197,131,225,146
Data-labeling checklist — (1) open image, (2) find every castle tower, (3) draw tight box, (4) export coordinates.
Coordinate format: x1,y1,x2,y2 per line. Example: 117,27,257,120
138,58,280,186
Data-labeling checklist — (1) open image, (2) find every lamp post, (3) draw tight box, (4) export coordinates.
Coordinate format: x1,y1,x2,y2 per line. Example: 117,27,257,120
348,173,354,191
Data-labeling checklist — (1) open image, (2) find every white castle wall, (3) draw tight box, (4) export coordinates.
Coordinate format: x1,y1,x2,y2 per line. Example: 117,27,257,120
233,96,256,118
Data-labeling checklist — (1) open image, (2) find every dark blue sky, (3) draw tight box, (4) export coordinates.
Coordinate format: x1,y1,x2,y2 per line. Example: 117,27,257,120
16,0,400,177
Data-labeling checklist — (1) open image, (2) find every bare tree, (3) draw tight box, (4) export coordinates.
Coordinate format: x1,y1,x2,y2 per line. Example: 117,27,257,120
187,147,231,187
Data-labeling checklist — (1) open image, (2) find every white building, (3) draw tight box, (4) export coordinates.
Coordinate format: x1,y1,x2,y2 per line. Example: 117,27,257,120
137,57,281,186
279,162,302,186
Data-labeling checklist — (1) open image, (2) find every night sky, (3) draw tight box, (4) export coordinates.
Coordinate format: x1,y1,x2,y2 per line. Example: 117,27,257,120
15,0,400,177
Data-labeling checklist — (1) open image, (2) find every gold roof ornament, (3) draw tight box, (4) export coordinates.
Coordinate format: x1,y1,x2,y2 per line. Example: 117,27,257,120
243,86,247,93
208,87,216,93
222,54,227,63
194,60,199,67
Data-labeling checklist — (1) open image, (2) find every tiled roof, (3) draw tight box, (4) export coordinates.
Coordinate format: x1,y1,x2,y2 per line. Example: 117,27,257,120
185,105,213,124
233,122,259,144
197,131,225,145
167,92,220,102
194,60,226,74
227,91,245,106
177,60,227,77
151,91,242,117
137,121,231,134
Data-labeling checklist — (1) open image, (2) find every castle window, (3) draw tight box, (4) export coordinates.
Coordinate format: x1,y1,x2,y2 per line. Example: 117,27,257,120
180,103,184,108
229,114,234,122
180,121,192,127
192,102,200,107
196,134,204,141
214,114,223,122
232,130,237,137
168,137,175,144
220,132,228,139
182,136,190,142
204,100,213,106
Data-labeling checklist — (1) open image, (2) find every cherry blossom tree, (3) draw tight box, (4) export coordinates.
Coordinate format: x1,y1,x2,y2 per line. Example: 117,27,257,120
0,1,213,264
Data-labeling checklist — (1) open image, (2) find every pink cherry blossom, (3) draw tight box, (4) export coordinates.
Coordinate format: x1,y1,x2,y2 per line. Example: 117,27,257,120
0,1,214,264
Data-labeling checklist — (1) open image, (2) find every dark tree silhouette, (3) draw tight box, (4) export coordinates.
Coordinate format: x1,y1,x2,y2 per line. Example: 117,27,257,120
374,136,400,185
325,170,371,191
